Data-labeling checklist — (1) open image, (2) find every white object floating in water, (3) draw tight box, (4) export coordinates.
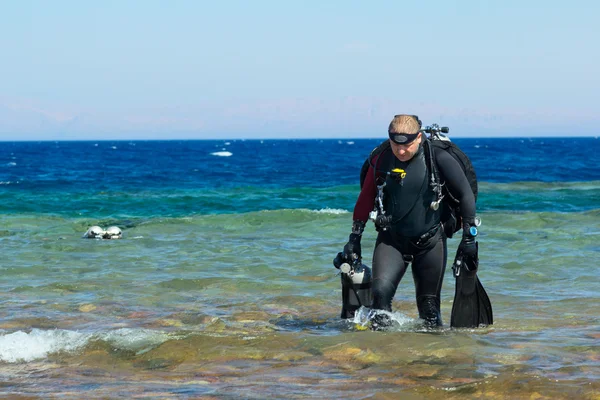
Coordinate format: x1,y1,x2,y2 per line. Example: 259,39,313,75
347,141,354,145
211,151,233,157
83,226,122,239
83,226,105,239
103,226,122,240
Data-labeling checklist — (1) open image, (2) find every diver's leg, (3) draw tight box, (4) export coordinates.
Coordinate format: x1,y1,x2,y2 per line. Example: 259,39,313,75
371,233,408,312
411,233,447,327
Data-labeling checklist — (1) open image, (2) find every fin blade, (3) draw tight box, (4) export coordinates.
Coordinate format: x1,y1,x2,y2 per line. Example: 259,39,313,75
475,276,493,325
450,264,493,328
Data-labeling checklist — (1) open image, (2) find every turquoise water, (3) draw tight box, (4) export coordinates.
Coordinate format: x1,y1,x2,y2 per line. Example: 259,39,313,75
1,207,599,398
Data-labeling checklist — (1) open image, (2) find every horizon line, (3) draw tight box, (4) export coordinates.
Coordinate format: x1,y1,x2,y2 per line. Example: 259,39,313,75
1,135,599,143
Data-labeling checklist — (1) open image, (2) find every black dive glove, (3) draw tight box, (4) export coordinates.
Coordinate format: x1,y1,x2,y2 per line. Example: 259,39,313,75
458,220,478,259
333,252,345,269
342,220,365,263
343,233,362,262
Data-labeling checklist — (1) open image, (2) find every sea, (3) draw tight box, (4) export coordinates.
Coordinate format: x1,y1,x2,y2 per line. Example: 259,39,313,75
1,137,599,399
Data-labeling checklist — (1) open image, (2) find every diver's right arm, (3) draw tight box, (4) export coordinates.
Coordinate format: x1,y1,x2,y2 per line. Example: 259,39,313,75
353,158,378,223
340,160,378,263
335,162,378,268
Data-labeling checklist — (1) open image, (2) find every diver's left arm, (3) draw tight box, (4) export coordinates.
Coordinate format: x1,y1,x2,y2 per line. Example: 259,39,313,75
435,149,476,221
435,149,478,257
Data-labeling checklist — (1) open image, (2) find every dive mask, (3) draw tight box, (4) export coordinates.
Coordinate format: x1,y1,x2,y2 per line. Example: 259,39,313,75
388,132,420,145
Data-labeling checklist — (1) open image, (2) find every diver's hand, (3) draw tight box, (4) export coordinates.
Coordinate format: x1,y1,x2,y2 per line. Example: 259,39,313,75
340,220,365,264
342,233,362,262
458,235,477,259
333,252,344,269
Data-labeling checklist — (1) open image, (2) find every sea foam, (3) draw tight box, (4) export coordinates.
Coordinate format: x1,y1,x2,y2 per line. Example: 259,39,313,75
312,208,349,215
0,329,87,363
0,328,171,363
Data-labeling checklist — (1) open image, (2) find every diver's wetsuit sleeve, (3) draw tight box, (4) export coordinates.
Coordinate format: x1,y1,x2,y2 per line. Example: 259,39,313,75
434,148,476,221
352,156,379,223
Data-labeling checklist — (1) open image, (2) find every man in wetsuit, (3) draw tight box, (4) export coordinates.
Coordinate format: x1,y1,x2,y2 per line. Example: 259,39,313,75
339,114,477,328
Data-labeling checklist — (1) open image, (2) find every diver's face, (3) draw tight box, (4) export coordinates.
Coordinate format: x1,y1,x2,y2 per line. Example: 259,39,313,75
389,133,422,162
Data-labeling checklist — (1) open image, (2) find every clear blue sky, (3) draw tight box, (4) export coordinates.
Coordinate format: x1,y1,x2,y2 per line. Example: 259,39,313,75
0,0,598,140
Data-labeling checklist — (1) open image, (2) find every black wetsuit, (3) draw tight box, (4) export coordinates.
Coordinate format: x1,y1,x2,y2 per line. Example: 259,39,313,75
353,141,475,326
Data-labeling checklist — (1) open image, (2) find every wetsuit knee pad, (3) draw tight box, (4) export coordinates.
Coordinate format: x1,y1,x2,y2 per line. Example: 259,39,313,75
417,295,442,327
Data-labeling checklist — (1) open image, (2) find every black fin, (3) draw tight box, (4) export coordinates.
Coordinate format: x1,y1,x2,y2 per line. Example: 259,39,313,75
450,255,493,328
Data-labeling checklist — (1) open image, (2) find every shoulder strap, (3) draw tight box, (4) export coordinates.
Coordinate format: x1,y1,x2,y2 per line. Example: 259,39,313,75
371,147,391,185
423,139,443,205
360,140,390,189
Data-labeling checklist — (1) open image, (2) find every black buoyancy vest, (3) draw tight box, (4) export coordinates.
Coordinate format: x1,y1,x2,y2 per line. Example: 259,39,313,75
360,137,478,238
423,138,478,237
378,145,440,238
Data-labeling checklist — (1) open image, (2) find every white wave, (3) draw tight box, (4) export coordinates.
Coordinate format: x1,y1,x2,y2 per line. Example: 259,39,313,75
0,328,172,363
0,329,88,363
6,162,16,167
211,151,232,157
311,208,349,215
347,141,354,145
224,142,231,145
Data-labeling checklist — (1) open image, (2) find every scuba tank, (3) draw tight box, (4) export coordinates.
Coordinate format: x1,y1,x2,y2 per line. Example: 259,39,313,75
339,260,373,319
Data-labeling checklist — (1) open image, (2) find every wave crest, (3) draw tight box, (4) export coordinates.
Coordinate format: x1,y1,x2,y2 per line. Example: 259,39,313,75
0,328,172,363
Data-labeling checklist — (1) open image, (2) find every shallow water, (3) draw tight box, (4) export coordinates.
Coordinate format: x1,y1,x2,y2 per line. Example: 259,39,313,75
1,209,599,398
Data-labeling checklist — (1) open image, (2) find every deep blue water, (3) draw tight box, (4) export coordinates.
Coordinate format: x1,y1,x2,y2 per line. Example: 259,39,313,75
1,138,599,216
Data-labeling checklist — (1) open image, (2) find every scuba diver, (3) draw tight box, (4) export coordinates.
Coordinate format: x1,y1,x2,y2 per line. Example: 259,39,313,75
335,114,485,329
